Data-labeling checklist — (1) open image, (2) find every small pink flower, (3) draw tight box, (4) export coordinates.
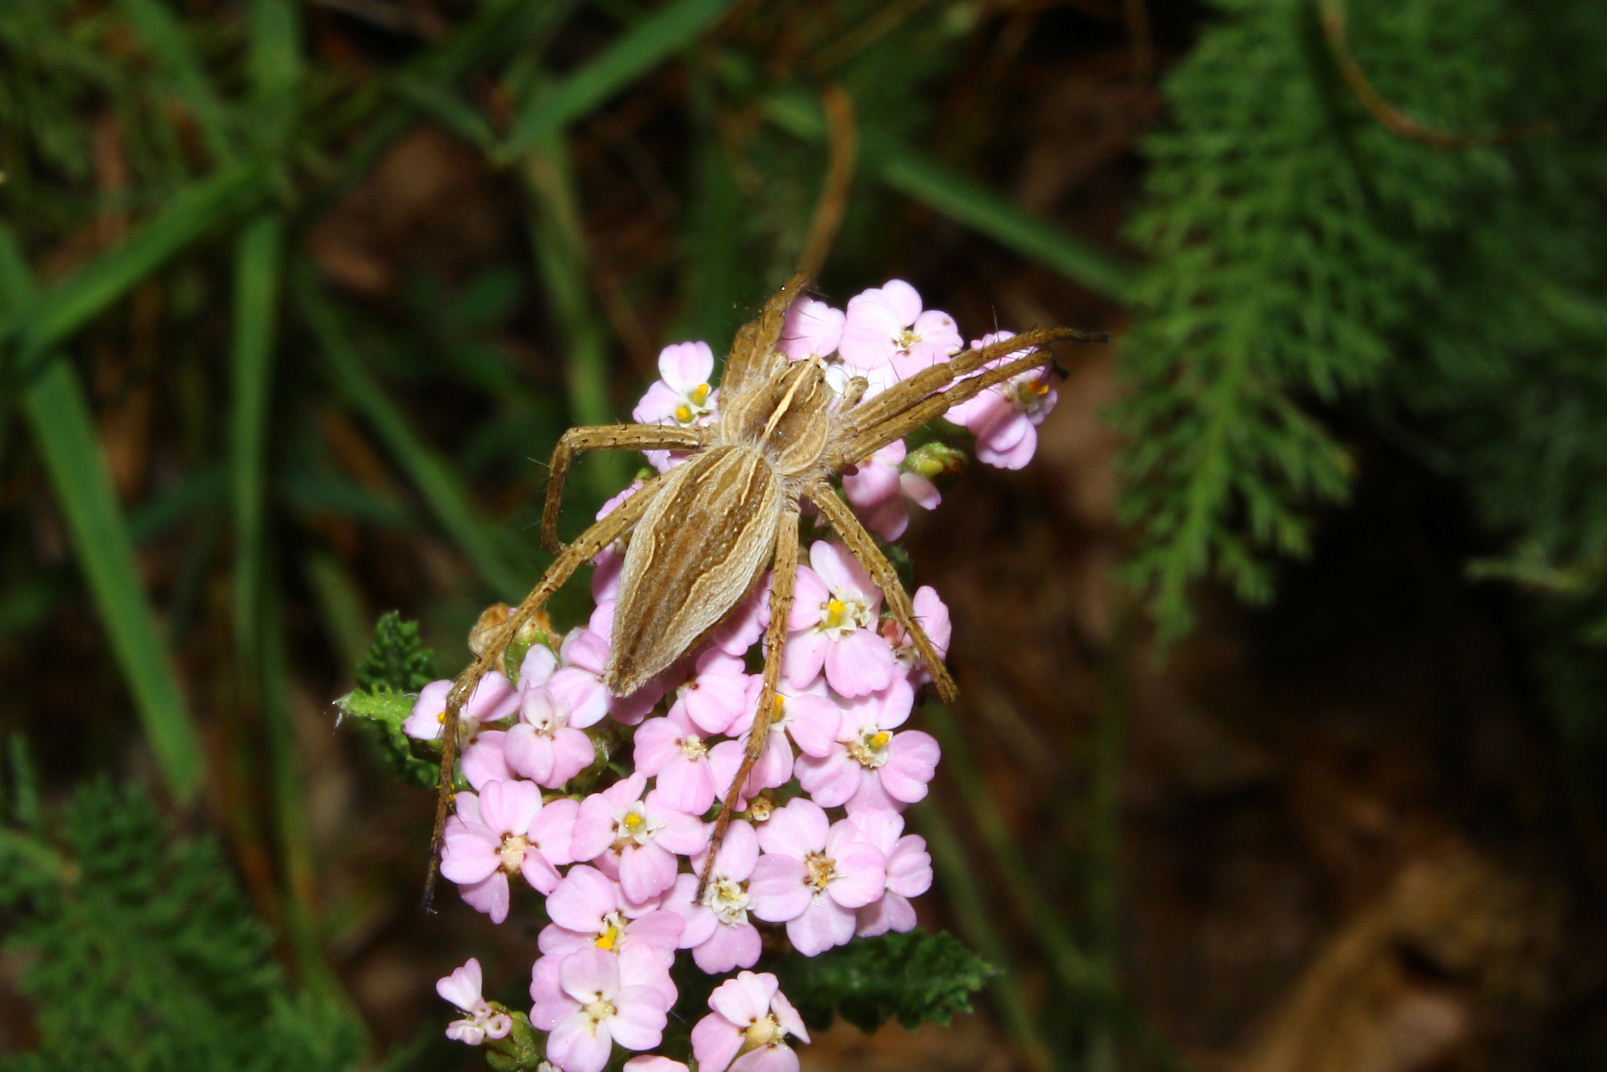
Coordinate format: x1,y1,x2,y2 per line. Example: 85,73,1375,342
945,330,1057,470
838,280,962,395
539,865,685,964
778,297,844,362
518,643,559,690
633,341,719,472
846,809,932,937
842,440,942,541
794,677,939,813
784,542,897,697
881,584,952,691
535,947,674,1072
437,957,513,1046
505,686,595,788
404,672,518,741
714,683,840,800
633,710,719,815
572,773,710,902
664,821,763,974
690,971,809,1072
441,780,570,923
549,625,661,727
667,649,756,735
747,799,886,956
460,728,514,790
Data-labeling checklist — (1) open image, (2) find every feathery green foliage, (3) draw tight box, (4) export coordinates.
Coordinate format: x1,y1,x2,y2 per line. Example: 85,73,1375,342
0,767,361,1072
771,929,995,1032
342,611,441,788
1119,0,1607,647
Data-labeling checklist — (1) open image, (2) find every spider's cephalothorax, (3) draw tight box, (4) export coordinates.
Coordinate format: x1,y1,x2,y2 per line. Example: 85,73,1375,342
424,275,1105,901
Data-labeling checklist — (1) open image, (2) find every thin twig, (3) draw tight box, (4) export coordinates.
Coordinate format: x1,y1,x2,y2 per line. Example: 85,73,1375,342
1318,0,1557,149
795,85,858,280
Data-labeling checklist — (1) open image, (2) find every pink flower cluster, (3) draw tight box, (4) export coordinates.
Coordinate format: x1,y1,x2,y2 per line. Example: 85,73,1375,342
415,280,1046,1071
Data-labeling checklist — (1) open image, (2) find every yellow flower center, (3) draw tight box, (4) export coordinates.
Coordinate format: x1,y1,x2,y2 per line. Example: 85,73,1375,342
595,919,624,951
498,834,529,873
847,728,892,769
742,1013,785,1051
805,850,837,890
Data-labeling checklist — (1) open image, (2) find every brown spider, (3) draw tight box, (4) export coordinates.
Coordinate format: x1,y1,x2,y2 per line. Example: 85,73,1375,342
425,274,1104,901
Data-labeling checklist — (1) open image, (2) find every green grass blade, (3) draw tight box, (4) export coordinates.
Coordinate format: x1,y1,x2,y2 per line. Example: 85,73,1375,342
0,228,205,803
293,272,532,600
248,0,301,142
116,0,233,158
502,0,737,156
229,216,284,667
679,76,748,345
518,125,630,500
914,799,1054,1069
1,163,268,380
762,90,1136,302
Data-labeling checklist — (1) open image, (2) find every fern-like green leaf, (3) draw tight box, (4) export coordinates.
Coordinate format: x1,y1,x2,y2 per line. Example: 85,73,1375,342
342,612,441,788
0,779,362,1072
769,929,995,1033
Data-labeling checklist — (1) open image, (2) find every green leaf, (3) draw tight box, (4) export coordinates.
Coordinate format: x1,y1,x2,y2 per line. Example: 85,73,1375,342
758,86,1135,301
294,272,534,600
769,930,995,1033
502,0,738,157
342,613,440,788
0,779,362,1071
0,163,268,381
355,611,438,693
0,228,206,804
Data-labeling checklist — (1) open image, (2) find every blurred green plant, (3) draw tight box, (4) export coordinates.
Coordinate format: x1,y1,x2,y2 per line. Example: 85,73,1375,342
0,746,363,1072
1119,0,1607,656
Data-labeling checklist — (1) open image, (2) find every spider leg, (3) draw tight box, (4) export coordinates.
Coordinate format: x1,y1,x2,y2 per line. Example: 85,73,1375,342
720,273,811,398
837,374,869,410
832,337,1096,466
806,482,958,702
424,471,666,910
699,502,802,898
542,423,703,552
837,326,1105,449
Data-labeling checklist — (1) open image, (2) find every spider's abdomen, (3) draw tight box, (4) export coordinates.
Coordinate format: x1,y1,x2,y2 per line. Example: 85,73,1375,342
605,444,783,696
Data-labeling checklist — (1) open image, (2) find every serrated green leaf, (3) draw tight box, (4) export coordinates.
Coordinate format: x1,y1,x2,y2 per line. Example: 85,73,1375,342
768,929,995,1034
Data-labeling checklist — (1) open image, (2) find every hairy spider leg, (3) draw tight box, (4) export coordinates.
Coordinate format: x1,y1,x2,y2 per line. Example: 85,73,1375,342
718,273,810,398
698,503,802,897
805,482,956,701
541,424,703,553
833,328,1106,466
423,467,669,910
836,326,1107,452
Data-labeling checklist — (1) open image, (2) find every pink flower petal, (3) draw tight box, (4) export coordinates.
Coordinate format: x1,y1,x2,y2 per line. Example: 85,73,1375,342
757,799,828,856
747,856,810,923
547,1013,614,1072
786,897,855,956
609,987,670,1051
691,1013,744,1072
824,630,895,697
560,948,621,1003
547,865,616,932
708,971,778,1024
